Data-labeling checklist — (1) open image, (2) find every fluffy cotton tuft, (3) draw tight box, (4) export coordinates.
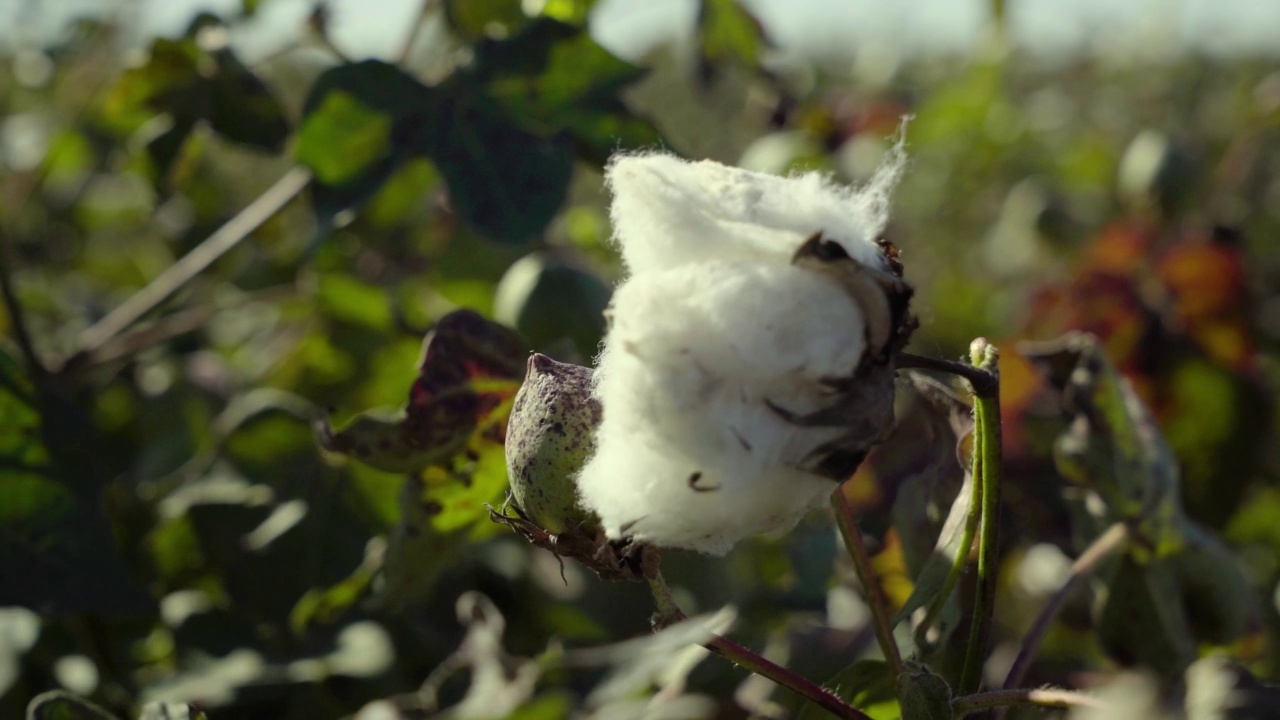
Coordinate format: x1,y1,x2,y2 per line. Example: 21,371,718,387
604,148,903,276
579,148,909,554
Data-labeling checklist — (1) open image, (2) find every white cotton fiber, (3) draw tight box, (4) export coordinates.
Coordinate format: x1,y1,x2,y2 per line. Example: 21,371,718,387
579,148,910,555
604,150,903,276
578,262,867,553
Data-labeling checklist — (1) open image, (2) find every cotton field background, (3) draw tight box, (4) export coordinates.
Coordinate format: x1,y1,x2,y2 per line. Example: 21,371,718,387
2,1,1280,719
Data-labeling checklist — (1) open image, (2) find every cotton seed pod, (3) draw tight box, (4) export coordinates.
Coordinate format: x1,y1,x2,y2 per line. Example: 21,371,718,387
505,353,602,534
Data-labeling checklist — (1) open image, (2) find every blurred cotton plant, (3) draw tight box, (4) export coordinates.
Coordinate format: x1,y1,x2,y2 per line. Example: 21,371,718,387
576,147,916,555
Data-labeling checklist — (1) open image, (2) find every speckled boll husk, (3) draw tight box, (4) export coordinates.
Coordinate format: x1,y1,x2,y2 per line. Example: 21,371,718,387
505,353,602,533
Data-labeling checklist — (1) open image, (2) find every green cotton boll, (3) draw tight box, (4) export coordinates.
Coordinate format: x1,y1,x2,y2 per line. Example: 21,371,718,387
505,354,602,534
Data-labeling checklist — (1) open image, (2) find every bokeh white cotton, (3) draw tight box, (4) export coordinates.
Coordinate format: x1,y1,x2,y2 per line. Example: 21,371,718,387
578,148,913,555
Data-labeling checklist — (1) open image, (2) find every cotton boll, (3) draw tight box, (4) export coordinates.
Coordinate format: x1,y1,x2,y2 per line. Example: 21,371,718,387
605,151,903,276
578,262,872,554
584,139,914,555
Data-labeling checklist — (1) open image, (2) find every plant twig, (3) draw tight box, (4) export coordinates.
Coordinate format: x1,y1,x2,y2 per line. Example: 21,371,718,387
831,488,905,677
897,352,998,399
960,339,1001,695
62,284,296,377
71,167,311,364
999,522,1129,697
397,0,440,64
954,688,1105,717
645,564,870,720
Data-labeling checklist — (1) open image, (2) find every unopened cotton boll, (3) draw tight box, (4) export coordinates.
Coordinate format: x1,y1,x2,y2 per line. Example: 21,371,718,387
578,148,914,555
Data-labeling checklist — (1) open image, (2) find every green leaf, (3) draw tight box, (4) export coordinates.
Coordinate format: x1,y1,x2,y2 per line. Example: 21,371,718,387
144,116,200,188
1026,334,1255,673
296,60,438,227
501,693,574,720
536,0,598,25
320,309,527,473
493,252,611,360
290,538,383,632
205,49,290,152
1172,520,1256,645
101,38,203,131
295,91,393,186
100,29,288,184
1096,553,1196,678
892,474,972,627
138,703,208,720
316,272,394,332
377,473,469,608
427,89,575,242
467,17,662,164
444,0,530,41
0,349,148,612
365,157,441,227
896,661,951,720
1023,335,1182,543
697,0,768,76
800,660,899,720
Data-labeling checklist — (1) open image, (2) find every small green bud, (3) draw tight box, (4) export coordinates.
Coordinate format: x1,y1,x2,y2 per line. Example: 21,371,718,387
505,353,601,533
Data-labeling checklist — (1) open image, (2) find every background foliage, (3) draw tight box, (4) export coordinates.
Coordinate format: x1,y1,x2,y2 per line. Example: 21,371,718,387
2,0,1279,718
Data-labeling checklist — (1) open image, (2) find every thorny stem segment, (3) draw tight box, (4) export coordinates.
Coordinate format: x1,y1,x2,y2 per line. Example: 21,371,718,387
960,339,1002,696
998,522,1130,701
70,167,312,365
831,488,905,677
645,565,871,720
953,688,1105,717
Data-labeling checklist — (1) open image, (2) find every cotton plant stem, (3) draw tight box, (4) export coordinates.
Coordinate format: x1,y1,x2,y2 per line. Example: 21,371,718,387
897,352,998,399
831,488,905,677
960,339,1002,695
953,688,1105,717
645,566,870,720
72,166,312,362
998,522,1130,699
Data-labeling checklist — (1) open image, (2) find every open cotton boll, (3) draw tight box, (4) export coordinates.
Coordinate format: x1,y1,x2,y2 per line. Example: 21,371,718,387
581,140,915,555
577,261,869,554
604,150,903,276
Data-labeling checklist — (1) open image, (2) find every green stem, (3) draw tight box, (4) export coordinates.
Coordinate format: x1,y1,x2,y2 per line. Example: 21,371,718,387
831,488,905,677
70,167,311,364
953,688,1104,717
960,339,1002,695
645,565,870,720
